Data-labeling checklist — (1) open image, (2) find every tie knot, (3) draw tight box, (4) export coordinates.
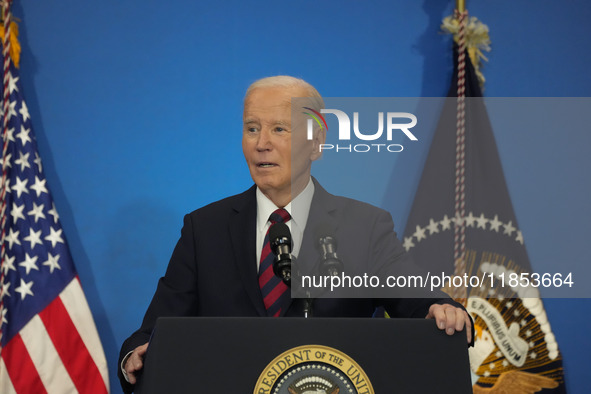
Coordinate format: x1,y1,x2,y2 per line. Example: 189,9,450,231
269,208,290,224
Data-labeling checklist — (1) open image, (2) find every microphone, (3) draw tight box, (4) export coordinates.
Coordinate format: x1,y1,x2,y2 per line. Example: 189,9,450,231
269,222,293,287
315,224,343,277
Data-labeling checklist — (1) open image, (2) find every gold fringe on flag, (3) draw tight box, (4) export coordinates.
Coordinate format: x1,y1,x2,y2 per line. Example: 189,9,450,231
0,21,20,68
441,15,490,87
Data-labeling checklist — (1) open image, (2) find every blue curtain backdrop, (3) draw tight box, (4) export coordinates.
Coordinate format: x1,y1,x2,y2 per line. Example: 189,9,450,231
16,1,591,392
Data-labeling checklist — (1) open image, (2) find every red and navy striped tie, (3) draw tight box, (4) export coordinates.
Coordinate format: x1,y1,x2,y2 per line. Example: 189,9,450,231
258,208,291,317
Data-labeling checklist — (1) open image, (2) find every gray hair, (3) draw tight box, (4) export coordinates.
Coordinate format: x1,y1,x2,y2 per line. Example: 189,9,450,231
245,75,324,110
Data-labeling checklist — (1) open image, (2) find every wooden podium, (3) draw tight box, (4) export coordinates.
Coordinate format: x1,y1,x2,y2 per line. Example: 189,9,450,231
135,317,472,393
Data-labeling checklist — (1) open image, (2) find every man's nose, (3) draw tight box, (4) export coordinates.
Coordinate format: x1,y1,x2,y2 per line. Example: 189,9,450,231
256,129,272,151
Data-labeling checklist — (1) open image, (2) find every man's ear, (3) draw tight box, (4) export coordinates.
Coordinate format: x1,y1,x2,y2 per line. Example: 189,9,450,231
310,127,326,161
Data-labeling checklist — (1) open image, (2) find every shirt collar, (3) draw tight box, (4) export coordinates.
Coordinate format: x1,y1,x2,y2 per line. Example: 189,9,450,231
256,177,315,229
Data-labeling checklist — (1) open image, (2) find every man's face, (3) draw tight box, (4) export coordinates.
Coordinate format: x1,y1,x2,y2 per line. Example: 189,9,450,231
242,85,323,204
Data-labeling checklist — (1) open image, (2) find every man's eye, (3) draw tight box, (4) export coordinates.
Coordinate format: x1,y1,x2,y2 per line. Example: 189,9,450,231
275,127,286,132
246,127,258,133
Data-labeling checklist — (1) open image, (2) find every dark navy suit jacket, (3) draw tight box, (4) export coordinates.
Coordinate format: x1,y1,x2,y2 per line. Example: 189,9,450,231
118,180,459,393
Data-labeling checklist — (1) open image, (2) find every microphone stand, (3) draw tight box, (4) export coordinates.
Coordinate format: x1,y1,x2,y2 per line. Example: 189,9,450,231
270,223,316,318
271,227,343,319
303,235,343,319
303,290,314,318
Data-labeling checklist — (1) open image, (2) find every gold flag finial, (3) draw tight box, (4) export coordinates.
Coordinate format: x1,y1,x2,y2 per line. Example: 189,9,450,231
456,0,465,13
0,0,20,68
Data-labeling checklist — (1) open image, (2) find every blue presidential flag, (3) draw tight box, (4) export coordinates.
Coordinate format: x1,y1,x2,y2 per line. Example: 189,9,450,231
402,41,567,392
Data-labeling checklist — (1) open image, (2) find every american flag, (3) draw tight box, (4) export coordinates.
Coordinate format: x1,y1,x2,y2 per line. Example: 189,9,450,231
0,20,110,394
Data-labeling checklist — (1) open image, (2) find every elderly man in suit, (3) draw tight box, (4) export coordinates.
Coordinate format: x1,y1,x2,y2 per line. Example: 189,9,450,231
118,76,472,393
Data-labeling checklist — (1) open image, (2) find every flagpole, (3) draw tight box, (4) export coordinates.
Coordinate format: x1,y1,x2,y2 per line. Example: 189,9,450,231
456,0,465,13
0,0,13,350
453,0,468,301
0,0,13,351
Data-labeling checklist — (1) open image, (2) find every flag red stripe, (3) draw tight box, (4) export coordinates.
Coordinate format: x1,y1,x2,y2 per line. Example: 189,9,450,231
38,296,108,394
2,334,48,394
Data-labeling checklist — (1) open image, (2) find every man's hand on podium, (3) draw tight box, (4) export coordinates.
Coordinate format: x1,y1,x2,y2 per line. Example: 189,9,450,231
124,343,149,384
426,304,473,345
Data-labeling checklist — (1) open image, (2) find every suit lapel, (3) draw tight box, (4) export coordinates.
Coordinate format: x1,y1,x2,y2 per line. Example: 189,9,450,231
229,186,267,317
